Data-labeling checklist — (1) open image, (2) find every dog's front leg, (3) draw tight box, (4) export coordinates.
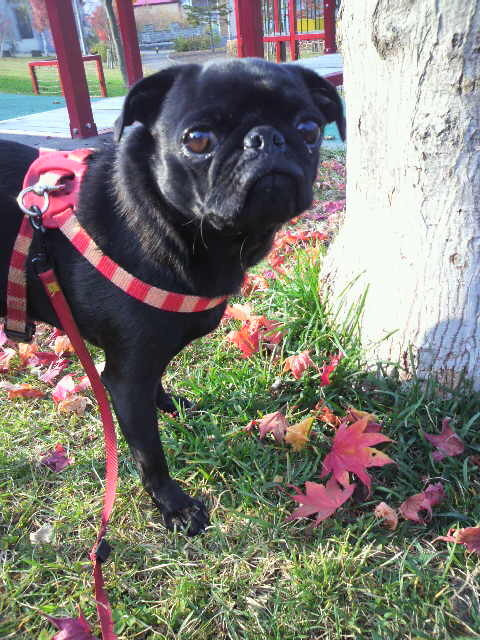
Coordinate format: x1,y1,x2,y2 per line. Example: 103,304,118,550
101,363,209,536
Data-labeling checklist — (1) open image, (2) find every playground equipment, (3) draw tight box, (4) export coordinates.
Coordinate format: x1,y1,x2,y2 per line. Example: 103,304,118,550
28,55,108,98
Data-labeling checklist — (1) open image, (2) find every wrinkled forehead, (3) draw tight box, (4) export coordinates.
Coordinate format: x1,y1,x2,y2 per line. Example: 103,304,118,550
163,59,312,125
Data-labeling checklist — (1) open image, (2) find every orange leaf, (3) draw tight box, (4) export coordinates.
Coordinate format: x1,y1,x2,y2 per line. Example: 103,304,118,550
314,402,342,427
345,407,383,433
224,303,254,322
283,350,314,380
258,410,289,442
287,477,356,527
285,416,314,451
57,395,89,416
227,324,259,358
374,502,398,530
5,383,45,399
54,334,75,355
424,418,464,461
320,417,394,493
18,341,38,366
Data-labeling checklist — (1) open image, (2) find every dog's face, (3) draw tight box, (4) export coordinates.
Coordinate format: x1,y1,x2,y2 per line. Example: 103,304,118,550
115,59,344,235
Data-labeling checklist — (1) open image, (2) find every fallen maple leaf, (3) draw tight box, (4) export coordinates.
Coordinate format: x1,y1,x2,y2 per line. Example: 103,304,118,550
258,410,289,442
39,358,70,384
54,334,75,355
424,418,465,461
285,416,314,451
314,402,342,428
52,374,76,403
399,482,445,524
18,341,38,366
283,350,314,380
4,383,45,399
227,325,259,358
287,476,356,527
374,502,398,530
45,608,99,640
320,417,394,492
39,443,73,472
319,352,343,387
345,408,383,433
434,527,480,554
57,395,89,416
224,303,254,322
74,375,91,392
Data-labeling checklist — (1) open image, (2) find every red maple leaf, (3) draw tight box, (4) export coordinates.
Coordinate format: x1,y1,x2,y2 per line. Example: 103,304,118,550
314,401,342,427
39,443,73,473
39,357,70,385
258,410,289,442
45,608,98,639
283,350,314,379
320,417,394,492
399,482,445,524
424,418,465,461
52,374,76,403
319,352,343,386
287,477,356,527
434,527,480,555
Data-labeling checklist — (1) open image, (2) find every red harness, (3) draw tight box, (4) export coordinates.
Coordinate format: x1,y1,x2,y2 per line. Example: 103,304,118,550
4,149,227,640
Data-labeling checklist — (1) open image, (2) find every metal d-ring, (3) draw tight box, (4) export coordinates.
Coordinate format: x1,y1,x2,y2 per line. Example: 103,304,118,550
16,183,65,217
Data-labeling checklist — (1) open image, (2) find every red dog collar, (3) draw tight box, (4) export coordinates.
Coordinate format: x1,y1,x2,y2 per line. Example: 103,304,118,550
5,149,227,340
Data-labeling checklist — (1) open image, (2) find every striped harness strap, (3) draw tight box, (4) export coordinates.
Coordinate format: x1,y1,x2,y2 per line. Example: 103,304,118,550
5,148,226,342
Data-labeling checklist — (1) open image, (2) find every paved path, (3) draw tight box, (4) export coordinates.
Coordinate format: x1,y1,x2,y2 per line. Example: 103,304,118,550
0,53,343,145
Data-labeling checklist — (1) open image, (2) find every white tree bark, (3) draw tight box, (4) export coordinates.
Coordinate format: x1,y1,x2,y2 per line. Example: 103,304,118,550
321,0,480,387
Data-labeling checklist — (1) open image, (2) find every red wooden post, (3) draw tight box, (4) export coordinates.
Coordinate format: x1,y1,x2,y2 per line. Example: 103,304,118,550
234,0,264,58
44,0,97,138
115,0,143,86
323,0,337,54
28,62,39,95
287,0,298,61
94,55,108,98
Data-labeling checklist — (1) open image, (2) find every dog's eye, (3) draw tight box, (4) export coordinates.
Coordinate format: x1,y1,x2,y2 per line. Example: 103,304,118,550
297,120,321,146
183,130,216,154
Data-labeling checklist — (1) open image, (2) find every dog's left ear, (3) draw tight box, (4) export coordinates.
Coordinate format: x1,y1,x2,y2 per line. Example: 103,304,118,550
285,65,346,141
114,65,195,142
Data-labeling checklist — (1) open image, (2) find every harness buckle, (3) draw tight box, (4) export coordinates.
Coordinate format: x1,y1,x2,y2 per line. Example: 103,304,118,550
4,321,36,344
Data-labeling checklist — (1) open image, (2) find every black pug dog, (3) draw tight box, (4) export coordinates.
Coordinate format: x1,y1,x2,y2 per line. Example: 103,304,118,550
0,58,344,535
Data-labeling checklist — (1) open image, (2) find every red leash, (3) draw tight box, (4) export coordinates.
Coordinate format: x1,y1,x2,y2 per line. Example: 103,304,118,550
39,268,118,640
4,150,227,638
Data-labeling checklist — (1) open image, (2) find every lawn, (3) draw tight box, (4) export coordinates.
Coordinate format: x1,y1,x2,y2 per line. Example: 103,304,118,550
1,151,479,639
0,56,127,97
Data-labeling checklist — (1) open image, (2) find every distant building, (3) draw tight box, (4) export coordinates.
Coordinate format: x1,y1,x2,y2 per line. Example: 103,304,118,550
133,0,185,32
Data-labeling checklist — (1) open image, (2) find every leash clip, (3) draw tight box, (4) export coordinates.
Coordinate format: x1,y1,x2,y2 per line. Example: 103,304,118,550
95,537,112,563
17,182,65,217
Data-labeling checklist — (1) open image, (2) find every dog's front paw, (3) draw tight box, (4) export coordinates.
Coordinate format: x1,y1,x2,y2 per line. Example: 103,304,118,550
150,480,209,536
156,389,194,414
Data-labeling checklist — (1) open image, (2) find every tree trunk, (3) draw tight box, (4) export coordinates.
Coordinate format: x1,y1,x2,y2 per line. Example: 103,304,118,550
103,0,128,87
321,0,480,388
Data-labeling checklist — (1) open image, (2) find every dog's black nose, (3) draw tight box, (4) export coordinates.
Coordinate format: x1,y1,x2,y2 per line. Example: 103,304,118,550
243,126,286,152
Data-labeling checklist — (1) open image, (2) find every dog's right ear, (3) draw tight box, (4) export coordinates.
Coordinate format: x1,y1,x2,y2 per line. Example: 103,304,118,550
114,66,189,142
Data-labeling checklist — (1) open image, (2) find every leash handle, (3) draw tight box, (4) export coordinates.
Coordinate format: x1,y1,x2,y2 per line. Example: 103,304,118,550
38,268,118,640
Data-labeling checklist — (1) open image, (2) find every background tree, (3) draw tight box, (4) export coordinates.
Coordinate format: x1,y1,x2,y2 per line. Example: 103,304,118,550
0,9,14,56
103,0,127,87
321,1,480,387
184,0,229,53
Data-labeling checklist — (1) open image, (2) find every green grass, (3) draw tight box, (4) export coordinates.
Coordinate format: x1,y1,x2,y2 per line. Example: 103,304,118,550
0,56,127,97
1,152,480,639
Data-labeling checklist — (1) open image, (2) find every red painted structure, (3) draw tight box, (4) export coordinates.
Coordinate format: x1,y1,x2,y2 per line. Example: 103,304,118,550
235,0,337,62
44,0,143,139
28,55,108,98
